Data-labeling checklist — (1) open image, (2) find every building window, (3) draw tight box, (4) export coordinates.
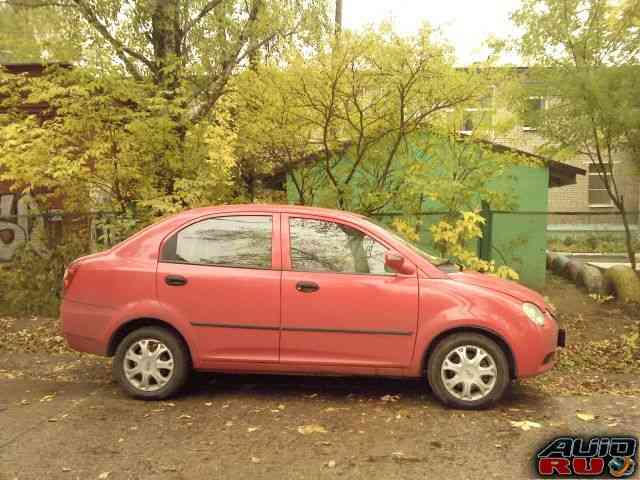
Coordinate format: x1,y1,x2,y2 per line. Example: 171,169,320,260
523,97,545,131
460,107,494,135
456,90,494,135
587,163,614,207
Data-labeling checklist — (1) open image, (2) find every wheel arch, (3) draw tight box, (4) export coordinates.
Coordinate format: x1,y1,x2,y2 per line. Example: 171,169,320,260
107,317,193,365
421,326,517,379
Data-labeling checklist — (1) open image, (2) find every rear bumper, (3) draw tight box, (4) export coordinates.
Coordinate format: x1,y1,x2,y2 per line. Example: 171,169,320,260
61,299,112,356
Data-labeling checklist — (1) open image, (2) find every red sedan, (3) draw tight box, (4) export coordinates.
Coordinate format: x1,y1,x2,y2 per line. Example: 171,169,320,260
61,204,564,409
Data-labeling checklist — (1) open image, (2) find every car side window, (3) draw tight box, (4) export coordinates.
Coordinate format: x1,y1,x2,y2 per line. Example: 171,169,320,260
289,217,390,275
161,216,272,269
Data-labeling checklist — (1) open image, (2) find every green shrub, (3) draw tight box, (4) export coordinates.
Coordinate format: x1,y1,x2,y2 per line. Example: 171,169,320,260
603,265,640,304
0,236,91,317
585,235,599,251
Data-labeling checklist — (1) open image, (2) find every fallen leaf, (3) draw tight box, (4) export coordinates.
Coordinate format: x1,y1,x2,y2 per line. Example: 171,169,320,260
510,420,542,431
576,412,595,422
247,427,259,433
298,424,328,435
98,473,110,480
326,460,336,468
205,402,213,407
251,456,261,464
380,394,400,403
391,452,422,463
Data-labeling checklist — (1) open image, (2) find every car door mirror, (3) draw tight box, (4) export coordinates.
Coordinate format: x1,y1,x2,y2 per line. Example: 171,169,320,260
384,251,415,275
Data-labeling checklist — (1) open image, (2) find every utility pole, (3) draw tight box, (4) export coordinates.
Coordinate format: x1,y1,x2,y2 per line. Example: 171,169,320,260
335,0,343,36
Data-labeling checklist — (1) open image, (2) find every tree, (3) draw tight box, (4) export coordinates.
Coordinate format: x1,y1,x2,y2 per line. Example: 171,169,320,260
271,26,500,214
233,26,527,278
510,0,640,270
335,0,342,35
0,67,236,217
2,0,330,201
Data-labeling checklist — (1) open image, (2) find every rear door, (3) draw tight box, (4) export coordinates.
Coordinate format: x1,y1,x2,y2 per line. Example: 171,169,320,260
280,215,419,369
157,213,281,363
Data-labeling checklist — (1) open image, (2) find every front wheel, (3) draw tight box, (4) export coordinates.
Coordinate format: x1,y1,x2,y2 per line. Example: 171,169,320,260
113,326,191,400
427,333,510,409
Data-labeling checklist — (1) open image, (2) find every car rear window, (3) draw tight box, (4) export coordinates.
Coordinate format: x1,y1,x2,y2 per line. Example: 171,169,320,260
161,216,272,269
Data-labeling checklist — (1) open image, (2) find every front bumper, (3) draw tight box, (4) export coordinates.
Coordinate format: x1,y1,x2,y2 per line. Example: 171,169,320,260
516,311,564,378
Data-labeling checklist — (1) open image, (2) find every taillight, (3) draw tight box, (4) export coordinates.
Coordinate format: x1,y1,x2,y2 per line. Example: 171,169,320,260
63,262,81,295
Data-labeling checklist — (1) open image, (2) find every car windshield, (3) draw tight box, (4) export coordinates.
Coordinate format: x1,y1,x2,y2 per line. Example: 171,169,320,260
365,217,450,266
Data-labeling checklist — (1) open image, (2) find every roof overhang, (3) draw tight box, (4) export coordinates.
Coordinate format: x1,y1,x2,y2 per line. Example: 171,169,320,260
1,62,72,76
473,138,586,188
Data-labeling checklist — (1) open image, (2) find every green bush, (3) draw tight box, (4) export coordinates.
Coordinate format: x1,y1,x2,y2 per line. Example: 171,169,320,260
0,236,91,317
586,235,599,251
548,233,640,254
603,265,640,304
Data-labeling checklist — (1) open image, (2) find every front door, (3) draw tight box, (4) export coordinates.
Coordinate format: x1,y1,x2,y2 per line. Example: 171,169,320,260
157,214,281,363
280,215,419,369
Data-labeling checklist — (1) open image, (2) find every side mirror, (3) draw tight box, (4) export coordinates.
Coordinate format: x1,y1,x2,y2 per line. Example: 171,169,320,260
384,251,416,276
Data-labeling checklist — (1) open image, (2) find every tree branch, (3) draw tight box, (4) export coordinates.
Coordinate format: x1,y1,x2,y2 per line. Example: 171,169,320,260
182,0,225,37
71,0,155,79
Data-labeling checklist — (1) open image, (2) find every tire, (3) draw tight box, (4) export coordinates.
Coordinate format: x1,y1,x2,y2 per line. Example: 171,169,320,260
427,333,510,409
113,326,191,400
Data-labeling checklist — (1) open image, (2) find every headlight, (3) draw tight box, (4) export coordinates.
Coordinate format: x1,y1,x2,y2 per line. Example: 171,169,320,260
522,303,545,326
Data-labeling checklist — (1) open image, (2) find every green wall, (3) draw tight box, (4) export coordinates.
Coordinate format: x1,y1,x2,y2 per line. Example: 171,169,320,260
487,165,549,290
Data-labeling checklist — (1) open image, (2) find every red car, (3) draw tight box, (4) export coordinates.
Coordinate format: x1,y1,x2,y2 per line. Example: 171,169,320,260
61,204,564,409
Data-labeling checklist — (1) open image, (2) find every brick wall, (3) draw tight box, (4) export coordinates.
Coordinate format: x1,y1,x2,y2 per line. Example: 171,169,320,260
495,126,639,229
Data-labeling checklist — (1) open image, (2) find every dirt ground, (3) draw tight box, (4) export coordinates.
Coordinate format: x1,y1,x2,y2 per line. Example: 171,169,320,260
1,275,639,480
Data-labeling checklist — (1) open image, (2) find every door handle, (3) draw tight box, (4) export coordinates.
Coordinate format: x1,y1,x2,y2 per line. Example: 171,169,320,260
165,275,188,287
296,281,319,293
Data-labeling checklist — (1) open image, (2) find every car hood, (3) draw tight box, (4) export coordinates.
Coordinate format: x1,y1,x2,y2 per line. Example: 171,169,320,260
449,271,546,308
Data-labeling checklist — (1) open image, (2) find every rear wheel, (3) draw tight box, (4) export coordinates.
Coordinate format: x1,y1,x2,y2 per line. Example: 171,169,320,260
427,333,510,409
113,326,190,400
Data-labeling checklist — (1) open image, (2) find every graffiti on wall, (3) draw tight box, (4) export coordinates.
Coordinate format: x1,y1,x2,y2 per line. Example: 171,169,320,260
0,193,46,261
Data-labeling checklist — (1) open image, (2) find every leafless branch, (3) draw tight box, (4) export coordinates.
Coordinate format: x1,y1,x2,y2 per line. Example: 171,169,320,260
182,0,225,37
70,0,155,79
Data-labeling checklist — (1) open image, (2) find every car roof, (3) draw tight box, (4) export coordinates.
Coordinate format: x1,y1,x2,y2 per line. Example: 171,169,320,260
179,204,369,222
